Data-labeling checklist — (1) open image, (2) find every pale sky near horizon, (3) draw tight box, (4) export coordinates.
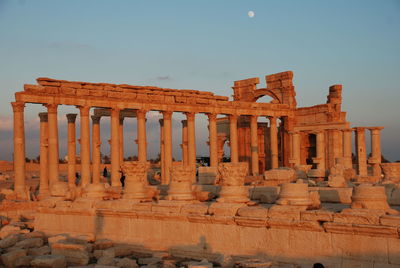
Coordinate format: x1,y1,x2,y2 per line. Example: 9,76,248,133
0,0,399,161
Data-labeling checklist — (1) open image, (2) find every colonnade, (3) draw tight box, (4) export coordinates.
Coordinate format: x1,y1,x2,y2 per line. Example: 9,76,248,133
289,127,383,177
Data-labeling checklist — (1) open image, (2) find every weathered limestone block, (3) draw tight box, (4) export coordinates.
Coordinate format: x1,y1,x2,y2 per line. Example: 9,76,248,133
327,158,348,188
167,165,196,201
28,245,51,256
198,167,218,185
51,242,90,266
209,202,245,217
121,162,151,201
0,234,18,248
1,248,27,268
30,255,67,268
264,168,297,186
181,203,209,215
49,182,69,197
114,257,139,268
94,239,114,250
381,163,400,183
380,215,400,227
300,210,334,222
324,222,398,238
317,187,352,204
14,237,44,249
0,225,21,239
217,162,249,203
335,209,384,225
15,256,34,267
268,205,302,221
237,206,269,218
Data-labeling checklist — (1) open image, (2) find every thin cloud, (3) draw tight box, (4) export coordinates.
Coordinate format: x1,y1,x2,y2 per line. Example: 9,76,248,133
49,42,93,50
156,75,171,81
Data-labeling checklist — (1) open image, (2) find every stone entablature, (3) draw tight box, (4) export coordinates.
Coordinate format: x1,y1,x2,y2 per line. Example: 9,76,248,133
19,78,292,117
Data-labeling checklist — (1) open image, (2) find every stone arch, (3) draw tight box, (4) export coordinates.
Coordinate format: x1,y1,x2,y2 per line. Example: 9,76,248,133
253,89,282,104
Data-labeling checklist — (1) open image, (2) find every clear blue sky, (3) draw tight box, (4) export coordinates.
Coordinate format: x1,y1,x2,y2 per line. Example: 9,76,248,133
0,0,399,161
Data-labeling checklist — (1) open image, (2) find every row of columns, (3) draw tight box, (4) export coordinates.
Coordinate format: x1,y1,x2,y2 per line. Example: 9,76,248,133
12,100,282,198
289,127,383,177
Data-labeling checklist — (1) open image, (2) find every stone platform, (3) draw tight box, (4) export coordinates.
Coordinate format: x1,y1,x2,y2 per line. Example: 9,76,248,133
34,199,400,268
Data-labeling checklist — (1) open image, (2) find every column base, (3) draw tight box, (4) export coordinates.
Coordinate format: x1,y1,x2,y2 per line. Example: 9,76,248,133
217,186,249,203
82,183,108,199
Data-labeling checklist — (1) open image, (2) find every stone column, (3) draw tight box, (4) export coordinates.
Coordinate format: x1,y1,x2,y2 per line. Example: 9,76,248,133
38,113,49,198
163,111,173,184
342,128,353,169
250,115,259,175
181,120,188,166
11,102,26,199
79,106,91,187
369,127,384,177
66,114,77,188
91,115,101,184
354,127,367,176
186,112,196,169
269,116,279,169
229,114,239,163
119,117,124,163
207,113,218,168
289,131,300,167
46,104,59,186
137,110,147,163
159,119,165,183
314,130,326,171
111,107,121,186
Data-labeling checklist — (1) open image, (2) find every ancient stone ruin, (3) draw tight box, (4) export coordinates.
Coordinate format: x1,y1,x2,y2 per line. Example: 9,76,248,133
0,71,399,268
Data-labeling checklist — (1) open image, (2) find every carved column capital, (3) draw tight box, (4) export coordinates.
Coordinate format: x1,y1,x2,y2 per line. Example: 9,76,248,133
185,112,195,121
91,115,101,124
66,113,77,123
44,103,58,113
39,112,48,122
77,106,90,116
11,102,25,112
207,113,217,121
136,109,147,119
162,111,173,120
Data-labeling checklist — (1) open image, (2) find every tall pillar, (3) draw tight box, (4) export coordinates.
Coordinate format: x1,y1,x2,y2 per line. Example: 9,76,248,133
46,104,59,186
207,113,218,168
159,119,165,183
111,107,121,186
186,112,196,169
289,131,301,167
342,128,353,169
181,120,188,165
66,114,77,188
162,111,173,184
250,115,259,175
229,114,239,163
79,106,91,187
314,130,326,171
119,117,124,163
269,116,279,169
11,102,26,199
368,127,384,177
91,115,101,184
137,110,147,163
38,113,49,198
354,127,367,176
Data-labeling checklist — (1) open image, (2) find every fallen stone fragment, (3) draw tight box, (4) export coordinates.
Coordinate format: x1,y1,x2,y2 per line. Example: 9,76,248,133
30,254,67,268
1,248,27,268
114,257,139,268
0,225,21,239
0,234,19,248
138,257,162,265
94,239,114,250
14,237,44,249
14,255,34,267
28,245,51,256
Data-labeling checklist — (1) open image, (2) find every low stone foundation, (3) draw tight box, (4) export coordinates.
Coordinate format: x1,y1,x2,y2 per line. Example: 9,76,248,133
34,200,400,267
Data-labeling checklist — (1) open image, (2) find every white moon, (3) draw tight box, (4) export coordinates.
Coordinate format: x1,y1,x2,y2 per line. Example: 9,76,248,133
248,11,255,18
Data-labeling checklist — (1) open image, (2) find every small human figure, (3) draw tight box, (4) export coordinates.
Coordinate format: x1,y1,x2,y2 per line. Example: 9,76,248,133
120,174,126,187
103,167,108,178
75,172,80,185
